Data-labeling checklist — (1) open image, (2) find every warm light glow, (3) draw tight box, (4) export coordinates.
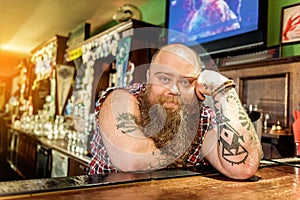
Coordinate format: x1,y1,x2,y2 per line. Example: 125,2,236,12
0,44,30,54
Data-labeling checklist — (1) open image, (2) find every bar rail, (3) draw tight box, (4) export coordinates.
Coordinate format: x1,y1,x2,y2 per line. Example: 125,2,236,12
0,160,299,199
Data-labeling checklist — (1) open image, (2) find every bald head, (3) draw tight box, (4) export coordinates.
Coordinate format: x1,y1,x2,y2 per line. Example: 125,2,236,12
151,44,201,73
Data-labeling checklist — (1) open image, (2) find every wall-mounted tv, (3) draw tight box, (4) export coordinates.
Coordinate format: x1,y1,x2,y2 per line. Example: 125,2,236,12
166,0,268,56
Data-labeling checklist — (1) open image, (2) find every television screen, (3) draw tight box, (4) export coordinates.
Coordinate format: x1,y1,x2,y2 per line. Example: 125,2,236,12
166,0,266,55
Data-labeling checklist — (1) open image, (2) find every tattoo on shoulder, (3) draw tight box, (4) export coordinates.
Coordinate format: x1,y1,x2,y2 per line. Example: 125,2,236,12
116,112,139,133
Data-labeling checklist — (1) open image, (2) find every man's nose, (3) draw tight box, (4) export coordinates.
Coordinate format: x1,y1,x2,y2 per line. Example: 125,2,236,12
169,84,180,96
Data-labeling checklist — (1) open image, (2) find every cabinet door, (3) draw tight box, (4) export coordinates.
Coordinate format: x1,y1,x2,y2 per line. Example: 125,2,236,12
7,128,19,168
0,117,8,154
51,150,68,177
68,157,89,176
16,132,37,179
36,144,51,178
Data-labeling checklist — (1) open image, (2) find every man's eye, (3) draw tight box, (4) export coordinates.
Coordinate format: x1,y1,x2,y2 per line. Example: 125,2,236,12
158,76,171,84
180,79,191,87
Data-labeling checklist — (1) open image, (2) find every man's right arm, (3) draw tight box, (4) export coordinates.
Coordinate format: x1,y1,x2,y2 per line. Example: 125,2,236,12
98,89,164,172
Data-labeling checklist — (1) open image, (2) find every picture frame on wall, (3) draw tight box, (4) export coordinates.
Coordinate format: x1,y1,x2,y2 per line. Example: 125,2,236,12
280,3,300,44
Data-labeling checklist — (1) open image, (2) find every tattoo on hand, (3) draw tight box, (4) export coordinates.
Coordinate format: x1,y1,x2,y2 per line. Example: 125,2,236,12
148,151,177,169
116,112,139,133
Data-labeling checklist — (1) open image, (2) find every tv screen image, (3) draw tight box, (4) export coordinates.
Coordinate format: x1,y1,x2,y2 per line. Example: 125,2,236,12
166,0,267,56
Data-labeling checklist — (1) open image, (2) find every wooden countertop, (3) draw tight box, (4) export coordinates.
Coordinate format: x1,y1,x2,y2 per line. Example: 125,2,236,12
1,163,299,200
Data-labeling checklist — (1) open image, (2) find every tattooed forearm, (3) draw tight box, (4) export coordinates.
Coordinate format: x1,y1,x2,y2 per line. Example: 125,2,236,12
116,112,139,133
214,108,249,165
214,90,249,165
218,124,249,165
225,90,253,132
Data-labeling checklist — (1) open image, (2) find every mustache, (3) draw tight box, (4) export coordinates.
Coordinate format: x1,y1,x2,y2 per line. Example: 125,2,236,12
157,96,180,105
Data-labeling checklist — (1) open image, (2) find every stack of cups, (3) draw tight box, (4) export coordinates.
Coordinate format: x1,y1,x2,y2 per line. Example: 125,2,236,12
293,109,300,157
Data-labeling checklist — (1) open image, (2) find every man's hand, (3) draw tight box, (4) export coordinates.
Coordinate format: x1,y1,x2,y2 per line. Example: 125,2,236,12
195,70,229,101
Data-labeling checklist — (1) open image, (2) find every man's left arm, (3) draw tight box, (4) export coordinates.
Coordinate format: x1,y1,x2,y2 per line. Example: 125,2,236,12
196,70,263,180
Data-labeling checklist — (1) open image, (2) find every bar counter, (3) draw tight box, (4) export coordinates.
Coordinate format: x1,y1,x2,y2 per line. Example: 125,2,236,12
0,160,299,200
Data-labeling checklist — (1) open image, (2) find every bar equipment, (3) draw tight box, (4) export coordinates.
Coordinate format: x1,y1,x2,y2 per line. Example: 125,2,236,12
293,109,300,157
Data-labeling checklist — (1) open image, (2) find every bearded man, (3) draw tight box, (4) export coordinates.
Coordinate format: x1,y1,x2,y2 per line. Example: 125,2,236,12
89,43,262,180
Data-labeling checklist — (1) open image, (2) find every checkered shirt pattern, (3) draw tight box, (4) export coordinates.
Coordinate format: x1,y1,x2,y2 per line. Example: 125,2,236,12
89,83,215,174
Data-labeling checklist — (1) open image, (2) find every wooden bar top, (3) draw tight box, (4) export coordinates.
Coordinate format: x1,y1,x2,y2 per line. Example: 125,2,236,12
1,163,299,200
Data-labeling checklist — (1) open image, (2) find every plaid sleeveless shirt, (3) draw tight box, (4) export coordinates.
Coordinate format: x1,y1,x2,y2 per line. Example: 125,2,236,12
89,83,215,174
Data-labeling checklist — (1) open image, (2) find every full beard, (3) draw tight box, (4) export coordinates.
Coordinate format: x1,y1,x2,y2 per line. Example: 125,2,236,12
138,85,201,166
139,87,182,149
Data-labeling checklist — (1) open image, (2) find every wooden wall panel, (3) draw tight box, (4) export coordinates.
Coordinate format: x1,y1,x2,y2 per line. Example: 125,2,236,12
219,57,300,132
